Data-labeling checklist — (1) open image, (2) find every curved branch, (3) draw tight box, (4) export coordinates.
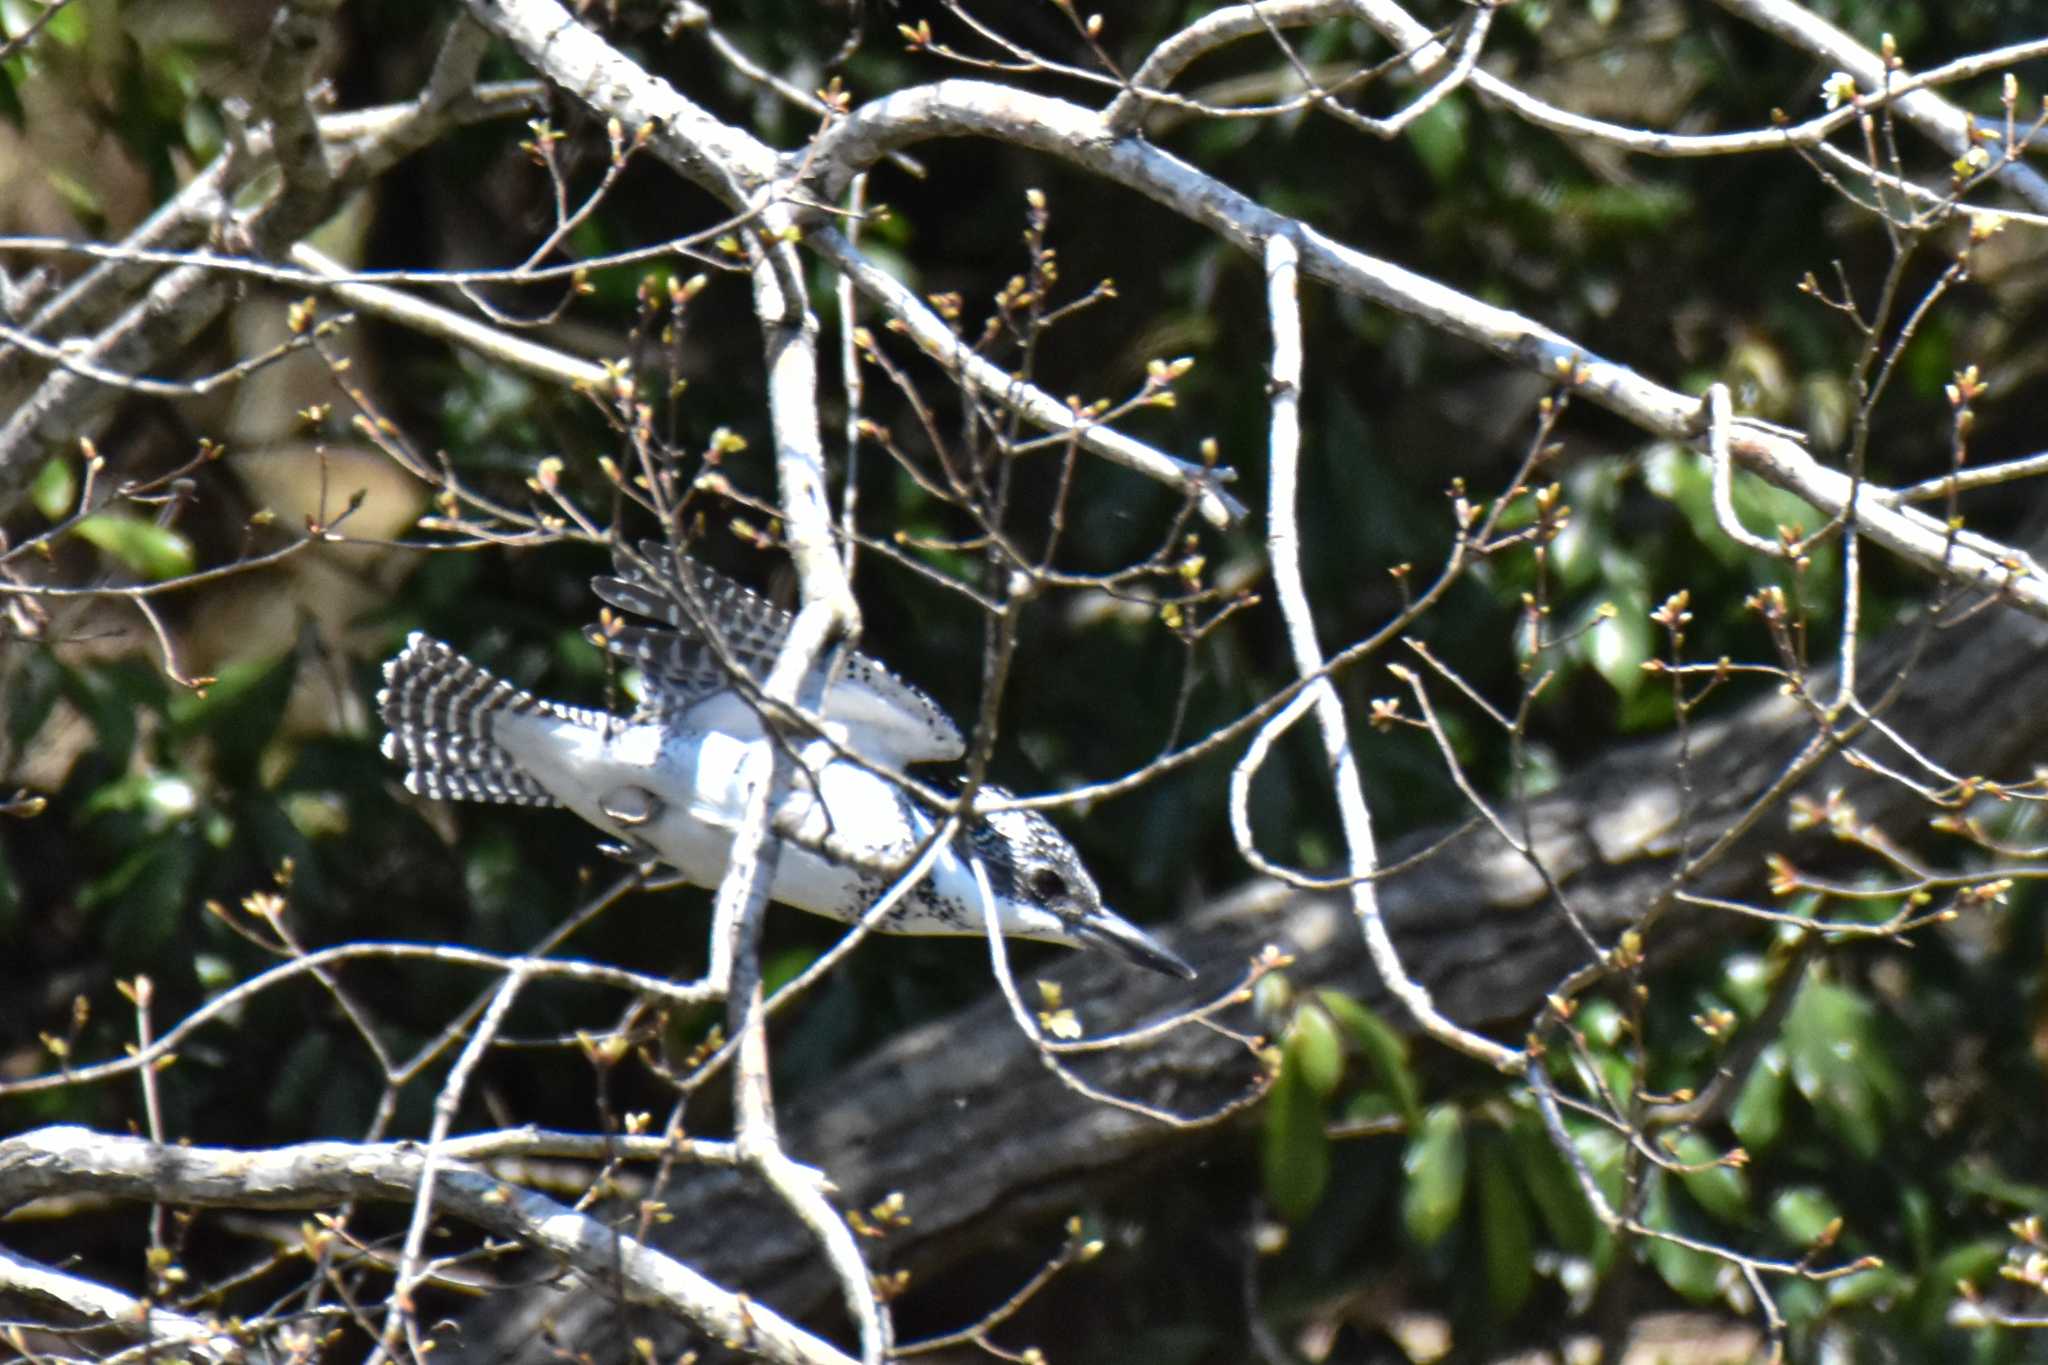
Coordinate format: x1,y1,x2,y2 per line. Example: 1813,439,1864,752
0,1126,855,1365
0,1242,243,1364
462,0,1245,523
803,78,2048,615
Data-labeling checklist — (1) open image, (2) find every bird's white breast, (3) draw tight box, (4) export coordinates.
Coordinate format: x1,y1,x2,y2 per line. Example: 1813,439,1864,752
487,706,945,922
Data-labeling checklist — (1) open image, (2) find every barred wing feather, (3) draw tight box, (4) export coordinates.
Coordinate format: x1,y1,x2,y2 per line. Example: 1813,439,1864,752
588,546,965,766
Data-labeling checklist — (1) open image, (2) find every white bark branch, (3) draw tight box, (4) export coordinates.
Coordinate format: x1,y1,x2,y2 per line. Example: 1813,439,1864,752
804,78,2048,616
1713,0,2048,213
0,1242,244,1364
0,941,720,1103
0,1126,855,1365
806,227,1245,526
460,0,1245,524
693,223,886,1362
0,77,546,514
1109,0,2048,184
1258,231,1520,1072
375,968,532,1365
289,243,609,390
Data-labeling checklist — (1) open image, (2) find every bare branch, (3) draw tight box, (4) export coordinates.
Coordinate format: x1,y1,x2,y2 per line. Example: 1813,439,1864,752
0,1126,856,1365
0,1242,244,1365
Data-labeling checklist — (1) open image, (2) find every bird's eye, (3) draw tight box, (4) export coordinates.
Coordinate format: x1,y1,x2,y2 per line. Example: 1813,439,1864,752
1028,868,1068,901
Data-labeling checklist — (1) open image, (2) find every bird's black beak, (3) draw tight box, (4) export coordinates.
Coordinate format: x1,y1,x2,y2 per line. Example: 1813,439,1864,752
1077,913,1197,980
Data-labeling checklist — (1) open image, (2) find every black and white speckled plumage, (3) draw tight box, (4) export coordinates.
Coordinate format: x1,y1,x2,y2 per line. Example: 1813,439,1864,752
380,635,605,807
377,550,1196,979
589,544,963,766
811,794,1098,937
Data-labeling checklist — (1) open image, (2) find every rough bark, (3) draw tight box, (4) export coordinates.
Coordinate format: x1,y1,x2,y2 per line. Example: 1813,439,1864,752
455,591,2048,1362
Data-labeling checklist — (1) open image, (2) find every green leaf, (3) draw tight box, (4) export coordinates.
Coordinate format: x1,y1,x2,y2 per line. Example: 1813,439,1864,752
1262,1053,1330,1221
1901,312,1957,400
1642,443,1742,571
74,513,196,581
169,649,298,785
762,944,822,995
1582,585,1651,701
1783,979,1903,1160
1577,997,1626,1048
1340,1090,1398,1126
84,835,197,965
6,648,60,757
1477,1136,1535,1317
1402,1104,1468,1248
1406,94,1468,186
1669,1130,1748,1225
1825,1264,1905,1310
1568,1124,1627,1272
82,771,199,823
0,59,23,128
1730,1045,1786,1152
1900,1184,1935,1267
1286,1001,1345,1100
30,455,74,520
1507,1114,1598,1255
1718,954,1774,1017
1593,1052,1635,1113
1949,1160,2048,1212
1722,467,1842,611
1558,182,1693,236
1318,990,1421,1127
38,0,88,47
59,659,165,770
1775,1278,1826,1328
182,99,223,162
1643,1175,1726,1304
1252,970,1293,1026
44,165,104,223
1911,1239,2006,1337
0,842,19,937
1768,1185,1841,1248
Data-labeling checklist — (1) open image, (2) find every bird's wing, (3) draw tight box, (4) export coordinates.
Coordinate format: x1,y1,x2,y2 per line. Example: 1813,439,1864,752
587,544,966,765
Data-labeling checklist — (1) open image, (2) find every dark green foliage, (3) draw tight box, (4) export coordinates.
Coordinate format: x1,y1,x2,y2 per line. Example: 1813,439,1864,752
6,0,2048,1360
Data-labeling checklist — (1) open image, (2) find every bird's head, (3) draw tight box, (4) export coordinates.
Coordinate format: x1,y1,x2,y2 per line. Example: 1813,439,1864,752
965,797,1195,980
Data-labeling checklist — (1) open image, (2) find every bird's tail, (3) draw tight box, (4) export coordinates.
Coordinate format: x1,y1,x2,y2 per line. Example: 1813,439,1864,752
378,634,563,806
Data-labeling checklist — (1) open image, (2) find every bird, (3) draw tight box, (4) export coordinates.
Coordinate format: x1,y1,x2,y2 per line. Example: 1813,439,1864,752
377,544,1196,980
